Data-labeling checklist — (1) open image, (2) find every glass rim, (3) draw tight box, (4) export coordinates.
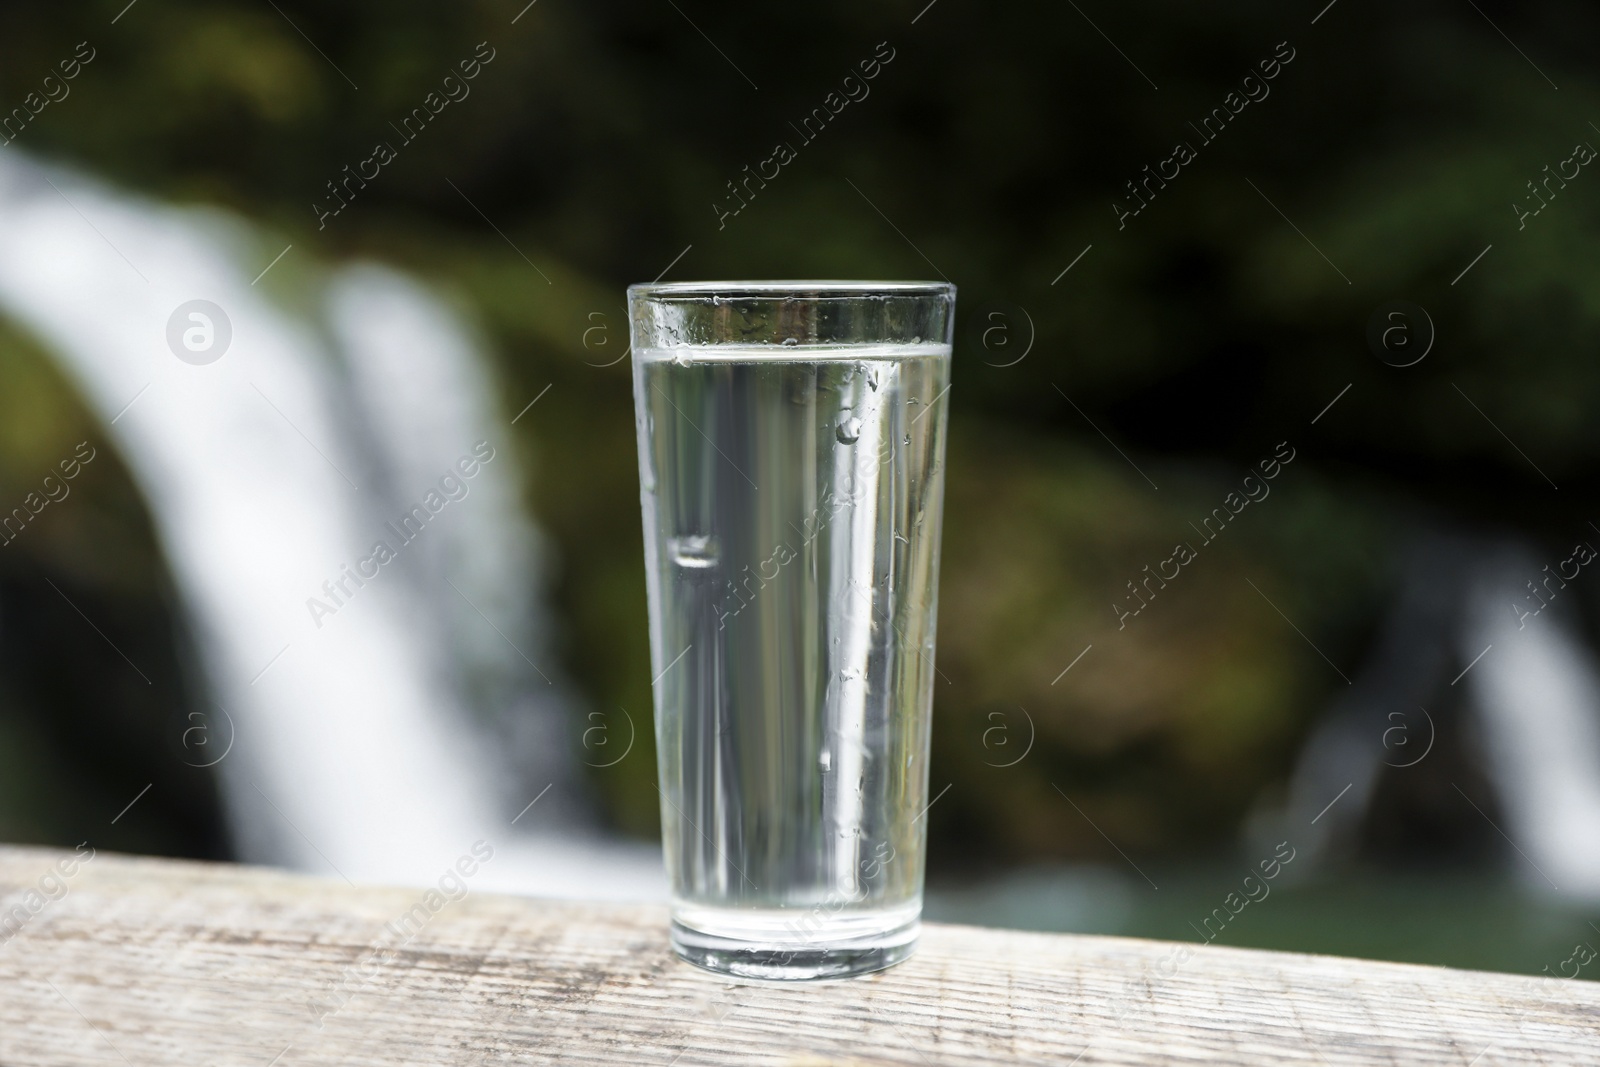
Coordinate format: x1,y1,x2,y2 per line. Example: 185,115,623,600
629,279,955,301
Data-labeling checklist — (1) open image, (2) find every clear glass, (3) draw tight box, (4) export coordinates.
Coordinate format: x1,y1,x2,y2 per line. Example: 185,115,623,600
628,280,955,980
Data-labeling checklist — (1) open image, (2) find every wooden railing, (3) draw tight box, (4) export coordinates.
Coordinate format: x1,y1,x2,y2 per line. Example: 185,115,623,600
0,844,1593,1065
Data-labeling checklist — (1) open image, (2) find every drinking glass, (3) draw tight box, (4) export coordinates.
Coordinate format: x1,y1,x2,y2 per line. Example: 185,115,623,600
628,280,955,980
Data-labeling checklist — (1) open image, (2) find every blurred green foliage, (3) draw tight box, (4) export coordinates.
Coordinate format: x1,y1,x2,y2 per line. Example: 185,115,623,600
2,0,1599,872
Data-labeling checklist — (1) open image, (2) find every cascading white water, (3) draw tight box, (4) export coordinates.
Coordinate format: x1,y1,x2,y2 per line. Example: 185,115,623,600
324,265,581,821
0,152,662,898
1278,534,1600,904
1462,549,1600,900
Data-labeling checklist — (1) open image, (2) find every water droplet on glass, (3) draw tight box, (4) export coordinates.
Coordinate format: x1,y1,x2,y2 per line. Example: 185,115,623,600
836,417,862,444
669,534,719,569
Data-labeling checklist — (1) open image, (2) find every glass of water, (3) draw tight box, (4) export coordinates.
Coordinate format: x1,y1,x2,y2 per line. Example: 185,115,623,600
628,281,955,980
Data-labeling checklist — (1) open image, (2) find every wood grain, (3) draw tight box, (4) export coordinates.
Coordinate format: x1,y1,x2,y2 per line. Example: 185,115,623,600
0,845,1593,1065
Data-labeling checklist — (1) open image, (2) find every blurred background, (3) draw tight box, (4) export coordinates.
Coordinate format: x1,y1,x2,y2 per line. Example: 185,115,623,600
2,0,1598,979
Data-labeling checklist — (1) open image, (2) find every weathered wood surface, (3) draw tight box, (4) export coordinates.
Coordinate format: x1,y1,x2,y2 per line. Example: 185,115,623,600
0,845,1594,1066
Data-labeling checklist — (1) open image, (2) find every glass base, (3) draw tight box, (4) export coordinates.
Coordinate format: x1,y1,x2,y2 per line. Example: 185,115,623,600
669,903,921,981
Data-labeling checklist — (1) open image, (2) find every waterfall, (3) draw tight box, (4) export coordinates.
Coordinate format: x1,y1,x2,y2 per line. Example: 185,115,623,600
0,151,662,899
1461,547,1600,899
1278,532,1600,902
